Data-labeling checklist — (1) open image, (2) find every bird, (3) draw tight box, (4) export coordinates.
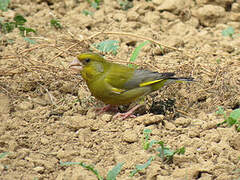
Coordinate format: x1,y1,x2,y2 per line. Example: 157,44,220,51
69,53,193,119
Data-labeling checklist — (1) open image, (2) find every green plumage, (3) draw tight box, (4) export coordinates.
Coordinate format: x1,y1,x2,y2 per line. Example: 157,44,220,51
74,53,193,105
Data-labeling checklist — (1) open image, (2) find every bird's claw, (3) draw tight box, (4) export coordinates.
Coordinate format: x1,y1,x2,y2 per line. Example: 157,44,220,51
113,112,136,120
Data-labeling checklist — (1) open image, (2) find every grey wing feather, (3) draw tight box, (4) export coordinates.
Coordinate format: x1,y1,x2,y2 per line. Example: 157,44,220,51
124,69,175,89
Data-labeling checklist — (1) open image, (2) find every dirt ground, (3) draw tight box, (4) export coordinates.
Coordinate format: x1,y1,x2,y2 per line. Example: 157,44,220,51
1,0,240,179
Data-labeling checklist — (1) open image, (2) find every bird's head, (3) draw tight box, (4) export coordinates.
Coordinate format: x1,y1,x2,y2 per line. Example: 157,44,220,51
69,53,108,82
69,53,106,71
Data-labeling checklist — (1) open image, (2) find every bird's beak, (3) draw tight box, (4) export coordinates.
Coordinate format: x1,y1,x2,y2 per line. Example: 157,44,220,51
69,59,82,72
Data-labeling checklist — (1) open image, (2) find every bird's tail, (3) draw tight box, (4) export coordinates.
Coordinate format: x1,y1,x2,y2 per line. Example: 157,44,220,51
151,77,194,91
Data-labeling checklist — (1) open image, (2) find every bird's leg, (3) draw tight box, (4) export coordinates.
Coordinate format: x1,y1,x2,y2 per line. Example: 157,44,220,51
96,104,118,114
113,104,143,120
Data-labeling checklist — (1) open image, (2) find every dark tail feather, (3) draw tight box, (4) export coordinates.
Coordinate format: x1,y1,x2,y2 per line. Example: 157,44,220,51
151,76,194,91
169,77,194,82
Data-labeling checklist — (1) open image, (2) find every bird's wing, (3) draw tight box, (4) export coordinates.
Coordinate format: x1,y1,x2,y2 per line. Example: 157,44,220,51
123,69,175,89
104,65,175,94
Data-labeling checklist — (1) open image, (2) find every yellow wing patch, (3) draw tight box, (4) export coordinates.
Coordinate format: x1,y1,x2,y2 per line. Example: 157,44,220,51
111,87,125,94
139,79,163,87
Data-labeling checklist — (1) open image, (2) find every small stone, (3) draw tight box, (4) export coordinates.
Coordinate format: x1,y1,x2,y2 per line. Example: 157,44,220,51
127,10,139,21
144,115,164,125
57,149,78,159
157,0,193,14
228,12,240,21
40,137,49,145
229,134,240,150
100,114,112,122
195,5,225,27
174,117,191,127
60,82,76,93
152,0,164,5
33,166,45,173
0,164,5,172
15,101,33,111
232,3,240,12
172,165,210,179
165,122,176,130
0,94,10,114
160,11,178,21
122,130,138,143
63,116,92,130
86,108,96,119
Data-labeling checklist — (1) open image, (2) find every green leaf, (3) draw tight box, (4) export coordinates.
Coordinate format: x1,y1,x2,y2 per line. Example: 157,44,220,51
106,163,124,180
149,140,160,149
237,126,240,132
143,129,152,150
226,117,237,126
157,146,174,157
157,143,185,162
50,19,62,29
24,37,37,44
60,161,104,180
0,152,9,159
216,106,225,115
82,10,94,16
1,22,15,33
118,0,133,11
229,108,240,121
130,41,150,63
18,26,36,36
130,156,154,177
91,2,99,9
143,129,152,134
222,26,235,38
0,0,10,11
176,147,185,155
93,40,119,55
14,15,27,26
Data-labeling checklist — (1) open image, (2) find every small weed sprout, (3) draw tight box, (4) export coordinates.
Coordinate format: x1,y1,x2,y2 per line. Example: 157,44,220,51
129,40,150,68
216,106,240,132
222,26,235,39
93,40,119,55
0,14,37,44
86,0,102,9
0,0,10,11
50,19,62,29
60,161,124,180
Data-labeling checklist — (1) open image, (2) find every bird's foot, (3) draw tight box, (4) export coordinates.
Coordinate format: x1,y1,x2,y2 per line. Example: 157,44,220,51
113,112,136,120
96,104,118,115
113,104,142,120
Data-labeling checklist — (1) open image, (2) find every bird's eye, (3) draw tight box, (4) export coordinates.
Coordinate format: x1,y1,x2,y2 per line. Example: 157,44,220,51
85,58,91,63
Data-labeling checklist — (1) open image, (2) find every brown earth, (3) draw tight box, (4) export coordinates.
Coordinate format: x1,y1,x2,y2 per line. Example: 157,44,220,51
0,0,240,179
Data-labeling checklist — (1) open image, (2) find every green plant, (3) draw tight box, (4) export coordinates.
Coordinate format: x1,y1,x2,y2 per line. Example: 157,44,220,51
86,0,101,9
60,161,124,180
0,152,8,159
216,106,240,132
0,0,10,11
0,152,9,170
82,9,94,16
143,129,185,163
157,142,185,163
0,14,37,43
142,129,158,150
126,129,186,177
50,19,62,29
222,26,235,38
118,0,133,10
93,40,119,55
128,40,150,68
130,156,154,177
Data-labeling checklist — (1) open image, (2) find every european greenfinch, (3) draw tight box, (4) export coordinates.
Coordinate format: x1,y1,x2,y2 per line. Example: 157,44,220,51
70,53,193,119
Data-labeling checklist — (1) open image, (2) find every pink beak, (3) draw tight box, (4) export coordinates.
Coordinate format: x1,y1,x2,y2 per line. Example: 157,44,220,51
69,59,82,72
